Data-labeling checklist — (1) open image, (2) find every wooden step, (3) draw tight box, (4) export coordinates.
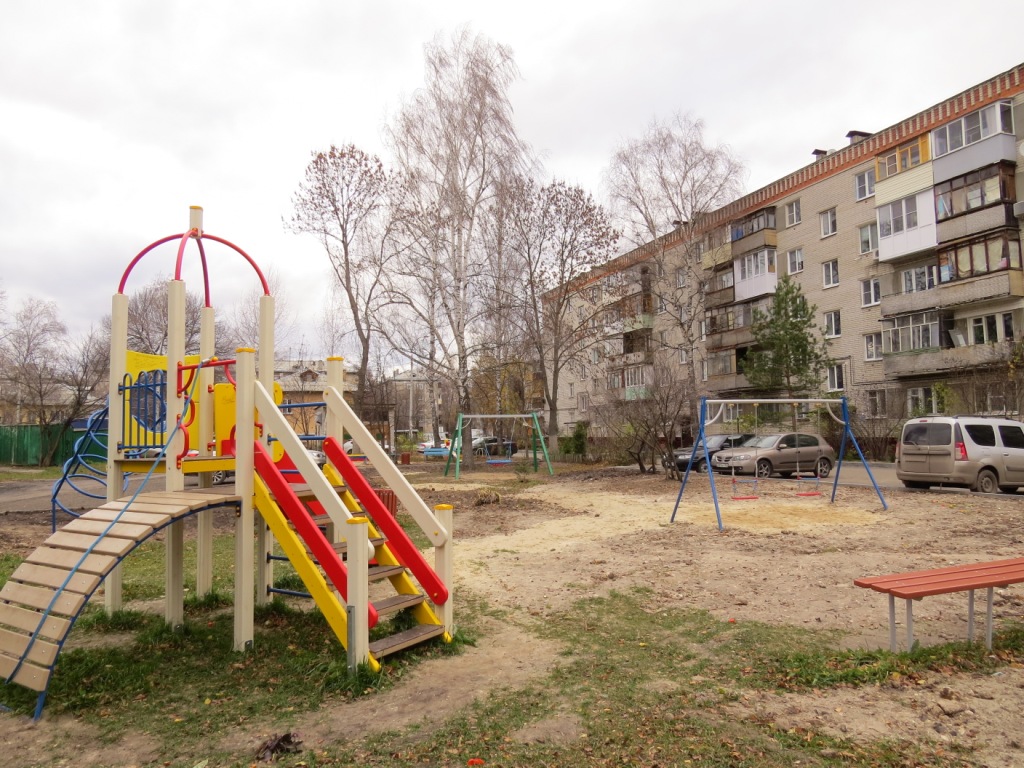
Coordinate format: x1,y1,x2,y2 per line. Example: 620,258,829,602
0,603,71,642
368,564,406,582
372,593,427,617
62,519,152,541
304,537,386,561
0,582,85,616
7,563,100,595
369,623,446,658
0,650,52,692
82,508,174,527
24,547,116,576
0,625,59,667
43,531,135,557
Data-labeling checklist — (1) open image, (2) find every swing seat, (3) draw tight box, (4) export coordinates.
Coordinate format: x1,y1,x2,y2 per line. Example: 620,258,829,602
486,458,512,465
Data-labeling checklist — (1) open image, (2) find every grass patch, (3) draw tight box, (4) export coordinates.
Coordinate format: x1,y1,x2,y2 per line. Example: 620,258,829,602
0,553,21,586
0,466,65,482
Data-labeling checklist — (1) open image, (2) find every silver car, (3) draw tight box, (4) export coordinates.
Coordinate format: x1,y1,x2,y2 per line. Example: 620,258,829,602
711,433,835,478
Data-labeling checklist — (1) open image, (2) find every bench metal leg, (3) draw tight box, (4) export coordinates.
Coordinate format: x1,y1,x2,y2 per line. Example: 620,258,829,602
968,590,975,643
888,594,897,652
986,587,994,650
905,599,914,651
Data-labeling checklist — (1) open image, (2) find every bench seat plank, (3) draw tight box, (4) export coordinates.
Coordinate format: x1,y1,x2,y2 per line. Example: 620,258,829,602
854,557,1024,592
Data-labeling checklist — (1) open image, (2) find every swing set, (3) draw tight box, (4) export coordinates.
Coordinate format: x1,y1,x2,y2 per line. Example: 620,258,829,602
671,396,888,531
444,412,554,478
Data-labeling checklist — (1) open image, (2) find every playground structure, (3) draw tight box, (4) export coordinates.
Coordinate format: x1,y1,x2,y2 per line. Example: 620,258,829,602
671,397,888,530
1,207,453,718
445,412,553,478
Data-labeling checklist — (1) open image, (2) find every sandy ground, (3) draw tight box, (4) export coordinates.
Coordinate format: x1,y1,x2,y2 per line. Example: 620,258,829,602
1,465,1023,766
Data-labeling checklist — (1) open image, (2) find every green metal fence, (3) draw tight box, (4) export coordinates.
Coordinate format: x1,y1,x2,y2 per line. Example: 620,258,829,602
0,425,78,467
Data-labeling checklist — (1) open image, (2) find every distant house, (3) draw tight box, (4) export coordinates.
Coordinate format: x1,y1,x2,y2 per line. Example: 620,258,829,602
273,359,358,437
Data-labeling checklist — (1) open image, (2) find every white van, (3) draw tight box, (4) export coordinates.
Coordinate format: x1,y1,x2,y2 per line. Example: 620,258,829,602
896,415,1024,493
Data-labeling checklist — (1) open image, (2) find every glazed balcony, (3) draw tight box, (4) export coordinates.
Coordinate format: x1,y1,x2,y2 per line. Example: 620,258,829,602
730,228,777,257
706,285,735,309
705,326,754,351
707,372,752,393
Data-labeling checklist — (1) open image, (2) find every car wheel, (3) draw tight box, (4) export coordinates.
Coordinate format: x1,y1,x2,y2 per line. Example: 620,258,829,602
693,459,707,474
973,468,998,494
755,459,772,478
211,470,226,485
815,458,832,478
901,480,930,489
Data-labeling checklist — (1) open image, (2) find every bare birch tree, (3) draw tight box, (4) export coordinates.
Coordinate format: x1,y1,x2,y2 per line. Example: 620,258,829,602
606,114,745,434
505,177,619,446
289,144,393,418
384,28,528,415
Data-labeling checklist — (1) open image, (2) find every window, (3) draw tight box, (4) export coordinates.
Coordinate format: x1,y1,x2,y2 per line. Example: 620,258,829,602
878,195,918,238
1005,312,1015,342
607,371,622,389
877,138,927,179
785,200,801,226
568,382,574,398
970,314,999,345
827,364,845,392
855,169,876,200
699,320,707,341
823,259,839,287
883,311,940,353
679,347,688,364
861,278,881,306
738,248,775,281
731,209,776,241
824,310,841,338
932,100,1014,158
624,366,647,387
864,332,883,361
935,165,1013,221
820,208,837,237
907,386,940,416
787,248,804,274
578,393,589,412
859,222,879,254
675,268,686,288
902,265,937,293
866,389,887,417
657,296,668,314
938,232,1022,282
708,350,733,377
999,424,1024,449
700,360,708,381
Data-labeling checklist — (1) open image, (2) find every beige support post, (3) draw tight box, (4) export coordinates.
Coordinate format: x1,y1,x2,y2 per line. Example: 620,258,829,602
234,348,257,651
346,516,370,671
323,357,346,546
434,504,454,635
255,294,275,606
104,292,129,614
196,305,216,596
165,280,187,629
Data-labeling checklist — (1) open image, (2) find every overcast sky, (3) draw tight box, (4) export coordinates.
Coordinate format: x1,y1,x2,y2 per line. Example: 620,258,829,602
2,1,1022,357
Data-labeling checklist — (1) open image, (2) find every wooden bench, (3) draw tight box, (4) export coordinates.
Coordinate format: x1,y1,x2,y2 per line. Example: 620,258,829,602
422,447,453,460
855,557,1024,651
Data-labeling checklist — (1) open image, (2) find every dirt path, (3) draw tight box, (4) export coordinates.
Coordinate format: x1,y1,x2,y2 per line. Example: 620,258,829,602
2,467,1023,766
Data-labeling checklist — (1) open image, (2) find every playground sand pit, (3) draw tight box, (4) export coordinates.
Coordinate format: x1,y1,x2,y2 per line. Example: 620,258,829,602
2,465,1024,765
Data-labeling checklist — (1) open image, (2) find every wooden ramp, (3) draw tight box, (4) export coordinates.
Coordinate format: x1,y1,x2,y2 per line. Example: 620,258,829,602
0,490,239,716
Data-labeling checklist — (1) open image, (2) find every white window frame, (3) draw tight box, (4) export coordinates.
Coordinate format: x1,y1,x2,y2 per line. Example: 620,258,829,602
678,347,688,364
787,248,804,275
932,100,1014,158
785,200,801,227
819,208,837,238
878,195,918,238
859,222,879,255
823,259,839,288
824,310,841,338
866,389,886,417
855,169,876,201
861,278,881,307
827,363,845,392
578,393,590,412
864,332,883,361
902,265,937,293
907,386,938,416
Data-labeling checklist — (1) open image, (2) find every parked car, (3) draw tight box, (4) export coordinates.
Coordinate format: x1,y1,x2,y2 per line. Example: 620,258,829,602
417,437,450,453
472,436,518,457
667,433,755,473
711,433,835,478
896,415,1024,493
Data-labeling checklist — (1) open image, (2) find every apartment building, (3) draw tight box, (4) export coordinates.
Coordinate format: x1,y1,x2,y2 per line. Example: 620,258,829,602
558,63,1024,436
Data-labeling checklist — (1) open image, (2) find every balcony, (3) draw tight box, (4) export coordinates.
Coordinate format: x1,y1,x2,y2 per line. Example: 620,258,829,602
607,351,650,367
882,342,1011,378
706,326,754,351
730,228,777,257
937,269,1024,308
707,372,752,393
937,205,1016,244
622,313,654,332
702,244,732,270
706,285,735,309
879,270,1024,317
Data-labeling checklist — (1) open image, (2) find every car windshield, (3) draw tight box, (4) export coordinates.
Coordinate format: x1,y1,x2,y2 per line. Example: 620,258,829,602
743,435,781,448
